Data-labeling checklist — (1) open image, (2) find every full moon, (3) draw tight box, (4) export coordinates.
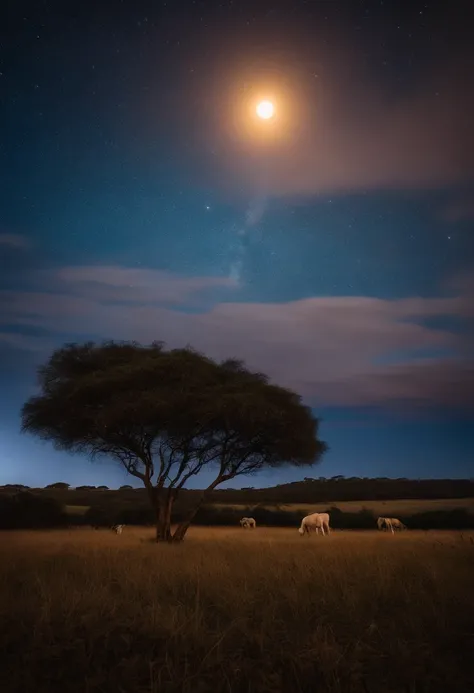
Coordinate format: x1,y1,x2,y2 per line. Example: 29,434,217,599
256,100,274,119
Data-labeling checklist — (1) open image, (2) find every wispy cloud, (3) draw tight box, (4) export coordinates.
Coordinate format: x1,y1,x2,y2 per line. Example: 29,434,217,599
1,265,473,411
56,265,237,305
0,233,31,250
0,331,54,353
443,199,474,223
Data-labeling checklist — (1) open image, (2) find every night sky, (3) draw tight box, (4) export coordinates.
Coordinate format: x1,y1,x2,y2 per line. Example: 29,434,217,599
1,0,473,488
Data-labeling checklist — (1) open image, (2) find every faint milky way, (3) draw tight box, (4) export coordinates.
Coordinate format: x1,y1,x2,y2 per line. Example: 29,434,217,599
0,0,473,487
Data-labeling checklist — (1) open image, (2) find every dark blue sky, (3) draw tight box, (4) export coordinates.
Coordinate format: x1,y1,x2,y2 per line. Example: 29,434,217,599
1,0,473,488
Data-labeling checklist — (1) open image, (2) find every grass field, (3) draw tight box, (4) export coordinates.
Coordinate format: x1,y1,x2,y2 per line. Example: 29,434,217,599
1,527,473,693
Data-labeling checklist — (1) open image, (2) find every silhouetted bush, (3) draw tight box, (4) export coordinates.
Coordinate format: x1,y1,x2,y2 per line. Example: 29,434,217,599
194,505,247,526
251,507,301,527
3,480,474,531
326,506,376,530
192,504,467,530
0,492,67,529
83,506,115,527
406,509,474,530
192,504,370,529
115,506,155,526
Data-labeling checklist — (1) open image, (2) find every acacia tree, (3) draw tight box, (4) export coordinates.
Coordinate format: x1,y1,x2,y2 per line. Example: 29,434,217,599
21,341,327,542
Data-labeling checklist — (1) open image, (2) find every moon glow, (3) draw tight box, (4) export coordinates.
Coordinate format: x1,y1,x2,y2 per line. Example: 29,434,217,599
256,100,275,119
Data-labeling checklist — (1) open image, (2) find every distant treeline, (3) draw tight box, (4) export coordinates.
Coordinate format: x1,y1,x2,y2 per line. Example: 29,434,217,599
207,477,474,503
2,477,474,503
1,491,474,531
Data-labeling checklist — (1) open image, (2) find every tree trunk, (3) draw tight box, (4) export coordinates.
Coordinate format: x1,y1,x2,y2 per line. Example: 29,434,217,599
171,477,225,542
171,509,197,542
155,504,171,542
150,488,175,543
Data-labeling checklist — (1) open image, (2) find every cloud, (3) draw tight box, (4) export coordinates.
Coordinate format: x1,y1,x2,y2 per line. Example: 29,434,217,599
443,199,474,223
441,270,474,299
0,332,54,353
1,265,473,412
0,234,31,250
55,266,238,305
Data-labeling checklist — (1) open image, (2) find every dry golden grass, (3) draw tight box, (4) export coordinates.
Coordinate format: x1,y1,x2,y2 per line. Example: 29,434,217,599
64,504,90,515
1,527,473,693
212,497,474,515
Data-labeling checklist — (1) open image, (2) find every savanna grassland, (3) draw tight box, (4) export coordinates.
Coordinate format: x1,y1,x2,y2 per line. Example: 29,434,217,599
1,528,474,693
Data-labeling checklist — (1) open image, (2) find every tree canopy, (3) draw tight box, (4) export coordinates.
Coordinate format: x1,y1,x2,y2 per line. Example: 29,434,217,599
21,341,327,541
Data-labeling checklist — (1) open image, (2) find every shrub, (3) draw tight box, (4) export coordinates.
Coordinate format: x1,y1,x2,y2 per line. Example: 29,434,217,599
0,492,67,529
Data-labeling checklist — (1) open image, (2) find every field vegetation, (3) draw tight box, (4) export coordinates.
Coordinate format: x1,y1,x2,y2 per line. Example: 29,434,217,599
1,527,473,693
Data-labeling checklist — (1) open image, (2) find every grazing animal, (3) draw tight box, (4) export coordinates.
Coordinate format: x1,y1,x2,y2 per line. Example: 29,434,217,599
377,517,406,534
112,524,125,535
240,517,256,529
298,512,330,536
